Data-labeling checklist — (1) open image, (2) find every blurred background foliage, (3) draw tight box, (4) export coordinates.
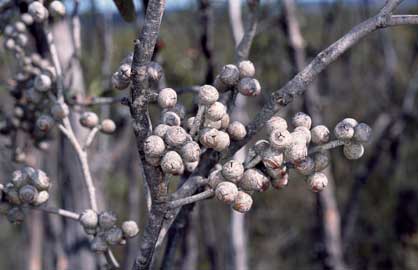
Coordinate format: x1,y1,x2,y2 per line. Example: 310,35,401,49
1,0,418,269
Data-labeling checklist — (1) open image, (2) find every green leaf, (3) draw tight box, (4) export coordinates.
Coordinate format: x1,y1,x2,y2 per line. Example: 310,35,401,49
112,0,136,22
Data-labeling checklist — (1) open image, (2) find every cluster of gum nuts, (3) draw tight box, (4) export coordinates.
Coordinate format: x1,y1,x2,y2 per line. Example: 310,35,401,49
0,167,50,224
207,113,372,213
79,209,139,252
0,1,67,159
141,60,260,175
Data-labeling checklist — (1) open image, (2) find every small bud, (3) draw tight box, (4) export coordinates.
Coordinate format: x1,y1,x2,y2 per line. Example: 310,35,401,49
4,38,15,50
292,112,312,129
34,74,52,92
161,151,184,175
80,209,99,229
154,124,170,138
147,62,163,81
334,121,354,140
215,182,238,204
144,135,166,157
293,126,311,144
213,131,230,152
198,85,219,105
232,191,253,213
311,125,330,145
112,71,130,90
105,227,123,245
49,1,66,17
91,236,108,252
4,25,14,36
80,112,99,128
313,152,329,172
220,64,240,86
238,60,255,78
208,169,225,189
262,148,284,169
206,102,226,121
162,111,181,126
7,207,25,224
353,123,372,143
99,211,117,230
307,172,328,192
28,1,49,23
181,141,200,162
342,118,358,127
295,157,315,176
158,88,177,109
101,119,116,134
19,185,38,204
237,77,261,96
285,143,308,163
266,116,287,134
199,128,220,148
165,126,188,147
51,102,69,120
220,114,230,129
343,143,364,160
239,169,270,192
33,191,49,205
36,115,54,132
222,160,244,183
227,121,247,140
122,221,139,238
270,129,292,151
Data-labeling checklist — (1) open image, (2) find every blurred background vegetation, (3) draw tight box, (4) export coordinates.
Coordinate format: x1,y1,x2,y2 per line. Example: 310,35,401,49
1,0,418,269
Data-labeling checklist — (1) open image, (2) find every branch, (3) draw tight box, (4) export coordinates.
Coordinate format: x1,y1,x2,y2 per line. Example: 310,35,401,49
83,126,100,150
168,189,214,209
33,205,80,220
224,5,418,161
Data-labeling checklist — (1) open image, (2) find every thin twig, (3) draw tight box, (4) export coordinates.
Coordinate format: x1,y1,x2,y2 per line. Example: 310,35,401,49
33,205,80,220
84,126,100,150
168,189,214,209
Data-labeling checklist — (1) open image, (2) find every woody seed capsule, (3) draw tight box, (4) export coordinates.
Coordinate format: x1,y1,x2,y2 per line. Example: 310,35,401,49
181,141,201,162
112,71,130,90
99,211,117,230
343,143,364,160
227,121,247,140
208,169,225,189
144,135,166,157
161,151,184,175
238,60,256,78
33,191,49,205
158,88,177,109
285,143,308,163
294,126,311,144
262,148,284,169
215,182,239,204
147,62,163,81
232,191,253,213
49,1,66,17
237,77,261,96
220,114,230,129
101,119,116,134
270,129,292,150
342,118,358,127
206,102,227,121
36,115,54,132
80,112,99,128
307,172,328,192
292,112,312,129
122,221,139,238
198,85,219,105
18,185,38,204
165,126,188,147
162,111,181,126
266,116,288,134
213,131,230,152
51,102,69,120
295,157,315,176
34,74,52,92
222,160,244,183
220,64,240,86
311,125,330,145
105,227,123,245
154,124,170,138
199,128,220,148
213,75,228,92
185,161,199,172
203,119,222,129
239,169,270,192
334,121,354,140
80,209,98,229
28,1,49,23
